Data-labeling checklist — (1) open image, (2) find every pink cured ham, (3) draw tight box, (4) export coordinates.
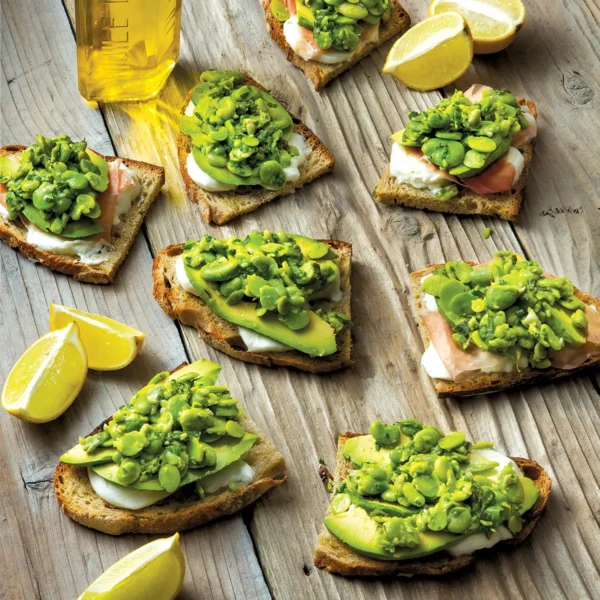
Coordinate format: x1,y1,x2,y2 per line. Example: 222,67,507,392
422,310,512,382
94,158,139,242
284,0,297,15
403,145,520,195
0,183,7,210
550,306,600,369
424,302,600,380
458,150,519,195
95,159,122,241
464,84,492,103
284,4,380,61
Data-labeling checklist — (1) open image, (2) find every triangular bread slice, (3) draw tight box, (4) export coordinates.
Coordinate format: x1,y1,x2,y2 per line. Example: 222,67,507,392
410,262,600,398
152,240,353,373
178,74,334,225
375,100,537,221
314,432,551,577
262,0,411,91
53,363,287,536
0,145,164,284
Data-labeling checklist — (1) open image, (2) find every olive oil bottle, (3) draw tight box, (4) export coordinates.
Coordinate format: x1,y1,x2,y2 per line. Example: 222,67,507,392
75,0,182,102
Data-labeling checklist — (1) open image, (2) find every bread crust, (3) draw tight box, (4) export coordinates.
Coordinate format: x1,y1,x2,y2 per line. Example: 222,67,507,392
178,75,334,225
0,145,164,283
374,100,537,222
313,432,551,577
261,0,411,90
53,365,287,536
410,262,600,398
152,240,354,373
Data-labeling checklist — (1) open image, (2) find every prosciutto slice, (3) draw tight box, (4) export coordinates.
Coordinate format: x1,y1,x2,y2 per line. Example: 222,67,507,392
422,311,513,382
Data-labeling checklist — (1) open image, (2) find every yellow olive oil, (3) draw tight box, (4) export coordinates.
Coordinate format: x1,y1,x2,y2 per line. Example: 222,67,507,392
75,0,182,102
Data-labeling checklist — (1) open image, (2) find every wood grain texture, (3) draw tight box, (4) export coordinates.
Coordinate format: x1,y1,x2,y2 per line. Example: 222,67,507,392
1,0,600,598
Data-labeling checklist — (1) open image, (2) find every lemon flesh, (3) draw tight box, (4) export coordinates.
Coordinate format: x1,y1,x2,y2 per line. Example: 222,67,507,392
383,13,473,91
78,533,185,600
49,303,145,371
1,323,87,423
429,0,525,54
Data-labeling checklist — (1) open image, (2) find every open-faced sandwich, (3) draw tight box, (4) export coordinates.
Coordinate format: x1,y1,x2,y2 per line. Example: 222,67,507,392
0,134,164,283
375,85,537,221
153,230,352,373
178,70,334,224
54,360,286,535
314,418,550,576
411,251,600,397
263,0,410,90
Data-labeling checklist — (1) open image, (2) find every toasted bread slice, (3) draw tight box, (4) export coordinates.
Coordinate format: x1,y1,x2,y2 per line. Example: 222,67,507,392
410,263,600,398
152,240,353,373
53,364,287,536
262,0,411,91
0,145,164,284
314,432,551,577
375,100,537,221
178,74,334,225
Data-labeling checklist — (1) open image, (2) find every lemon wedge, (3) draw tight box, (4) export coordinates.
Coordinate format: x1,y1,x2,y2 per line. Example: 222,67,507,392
1,323,87,423
78,533,185,600
49,304,144,371
383,13,473,91
429,0,525,54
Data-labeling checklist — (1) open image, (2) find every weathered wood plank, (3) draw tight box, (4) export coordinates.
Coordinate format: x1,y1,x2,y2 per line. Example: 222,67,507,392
0,1,270,598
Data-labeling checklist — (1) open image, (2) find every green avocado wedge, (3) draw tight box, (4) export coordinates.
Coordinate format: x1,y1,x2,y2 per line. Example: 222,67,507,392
192,148,261,187
325,508,463,561
342,434,409,468
0,155,18,179
519,476,540,514
184,263,337,357
290,235,337,261
59,361,224,468
21,204,103,239
60,445,115,466
349,493,419,518
86,149,109,179
449,134,511,179
91,432,258,491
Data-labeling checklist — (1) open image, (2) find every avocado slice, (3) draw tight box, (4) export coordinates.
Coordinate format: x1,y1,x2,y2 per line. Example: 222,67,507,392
290,235,337,261
184,263,337,357
91,432,258,491
59,444,115,466
192,148,261,186
547,306,587,346
164,360,222,386
325,508,463,561
342,433,410,468
0,155,18,179
342,435,393,467
350,493,418,518
59,361,223,468
86,149,109,179
519,477,540,514
21,204,103,239
449,134,511,179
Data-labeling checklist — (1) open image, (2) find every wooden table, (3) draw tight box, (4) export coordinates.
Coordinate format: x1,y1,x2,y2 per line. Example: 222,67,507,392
1,0,599,598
